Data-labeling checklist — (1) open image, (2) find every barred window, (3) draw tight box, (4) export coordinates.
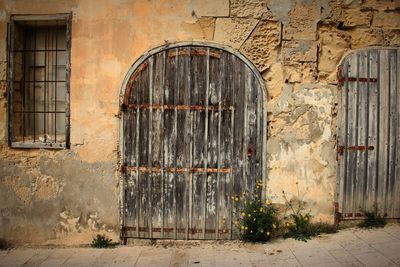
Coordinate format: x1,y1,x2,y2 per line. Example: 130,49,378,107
8,14,71,148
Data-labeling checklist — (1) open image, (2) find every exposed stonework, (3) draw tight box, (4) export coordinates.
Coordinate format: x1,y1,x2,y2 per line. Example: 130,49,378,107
214,18,258,49
191,0,229,17
318,25,351,83
383,29,400,46
282,0,333,41
348,28,384,49
182,17,216,40
230,0,269,19
262,63,285,100
283,40,318,63
372,10,400,29
267,84,337,221
342,9,372,27
240,20,281,71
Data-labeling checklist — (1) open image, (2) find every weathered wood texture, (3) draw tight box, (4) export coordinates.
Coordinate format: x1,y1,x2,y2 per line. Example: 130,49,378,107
338,48,400,219
122,46,265,239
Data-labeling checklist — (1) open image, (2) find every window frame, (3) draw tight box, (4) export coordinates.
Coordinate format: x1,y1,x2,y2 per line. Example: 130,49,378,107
7,13,71,149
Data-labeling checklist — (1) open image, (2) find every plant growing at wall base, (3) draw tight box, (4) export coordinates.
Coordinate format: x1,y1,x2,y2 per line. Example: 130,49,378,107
358,207,387,228
91,234,116,248
236,182,280,242
282,182,337,242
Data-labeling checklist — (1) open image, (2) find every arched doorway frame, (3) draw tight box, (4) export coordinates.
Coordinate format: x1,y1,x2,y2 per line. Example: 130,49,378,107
118,41,268,240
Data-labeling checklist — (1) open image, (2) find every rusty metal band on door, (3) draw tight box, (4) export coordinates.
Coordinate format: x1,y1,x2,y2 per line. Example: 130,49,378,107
121,45,265,239
337,48,400,219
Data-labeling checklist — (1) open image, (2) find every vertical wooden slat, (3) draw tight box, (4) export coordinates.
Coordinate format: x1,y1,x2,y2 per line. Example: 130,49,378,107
352,53,360,216
387,50,397,217
343,60,353,216
163,49,177,239
216,49,222,240
395,48,400,218
378,50,389,213
203,48,210,239
173,48,179,239
147,57,154,238
161,51,166,238
361,50,370,213
229,54,235,239
135,72,141,237
184,47,191,240
367,50,378,213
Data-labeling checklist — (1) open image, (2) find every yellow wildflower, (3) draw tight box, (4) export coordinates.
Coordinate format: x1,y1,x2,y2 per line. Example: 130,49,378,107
250,230,253,233
259,207,263,212
272,224,276,229
248,214,251,217
241,225,244,230
235,197,239,201
253,218,256,221
245,226,248,230
267,232,270,236
242,212,246,217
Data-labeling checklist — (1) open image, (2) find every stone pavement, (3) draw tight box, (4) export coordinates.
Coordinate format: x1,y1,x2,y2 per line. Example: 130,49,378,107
1,224,399,267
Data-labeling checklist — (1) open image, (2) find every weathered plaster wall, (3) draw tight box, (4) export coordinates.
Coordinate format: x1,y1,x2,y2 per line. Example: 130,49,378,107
0,0,399,245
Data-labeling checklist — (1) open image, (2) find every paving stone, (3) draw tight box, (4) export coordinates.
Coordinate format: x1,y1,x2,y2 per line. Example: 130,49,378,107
37,249,75,267
353,252,397,267
291,247,337,266
93,247,142,267
21,249,52,266
0,249,36,266
371,241,400,265
61,248,104,267
353,229,398,244
134,247,173,267
328,248,364,266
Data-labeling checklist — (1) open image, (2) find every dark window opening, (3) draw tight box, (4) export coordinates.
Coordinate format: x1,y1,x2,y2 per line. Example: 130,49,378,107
8,14,71,148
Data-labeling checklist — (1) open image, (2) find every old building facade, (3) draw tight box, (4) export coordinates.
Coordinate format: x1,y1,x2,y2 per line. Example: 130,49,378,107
0,0,399,245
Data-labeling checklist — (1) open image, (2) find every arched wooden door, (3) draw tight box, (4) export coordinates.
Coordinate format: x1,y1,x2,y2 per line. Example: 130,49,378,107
120,43,266,240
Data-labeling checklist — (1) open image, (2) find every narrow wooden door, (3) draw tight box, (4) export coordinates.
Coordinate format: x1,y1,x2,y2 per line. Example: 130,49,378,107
337,48,400,219
121,44,266,239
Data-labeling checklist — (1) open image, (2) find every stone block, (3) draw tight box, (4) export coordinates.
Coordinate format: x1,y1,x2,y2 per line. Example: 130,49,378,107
383,29,400,46
191,0,229,17
302,62,318,83
285,63,302,83
343,9,372,27
282,40,318,63
240,21,281,71
282,0,333,41
262,62,285,100
372,10,400,29
182,17,215,40
348,28,384,49
363,0,400,11
0,61,7,81
214,18,258,49
318,25,350,78
230,0,269,19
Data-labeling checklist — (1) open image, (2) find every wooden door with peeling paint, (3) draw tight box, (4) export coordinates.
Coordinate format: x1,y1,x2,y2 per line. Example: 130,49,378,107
337,48,400,220
121,44,266,240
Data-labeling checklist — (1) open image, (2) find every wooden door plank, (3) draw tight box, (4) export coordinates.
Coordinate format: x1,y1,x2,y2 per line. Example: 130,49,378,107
356,51,367,215
387,50,397,217
377,50,389,214
366,50,378,213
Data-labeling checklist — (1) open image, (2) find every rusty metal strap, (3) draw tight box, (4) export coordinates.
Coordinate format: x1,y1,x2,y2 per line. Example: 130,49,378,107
122,226,228,234
125,103,234,112
338,145,374,156
121,165,232,174
338,77,378,86
167,49,221,59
